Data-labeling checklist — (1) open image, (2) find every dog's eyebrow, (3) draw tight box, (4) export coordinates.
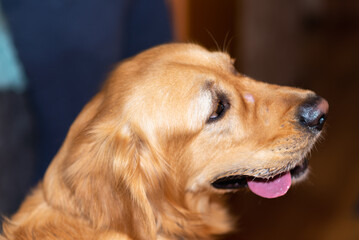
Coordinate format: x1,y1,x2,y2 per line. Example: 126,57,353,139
203,81,230,103
203,80,214,91
217,92,230,103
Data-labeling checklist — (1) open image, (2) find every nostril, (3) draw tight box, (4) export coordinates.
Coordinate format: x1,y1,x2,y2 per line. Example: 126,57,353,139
318,114,327,126
315,114,327,131
298,96,329,131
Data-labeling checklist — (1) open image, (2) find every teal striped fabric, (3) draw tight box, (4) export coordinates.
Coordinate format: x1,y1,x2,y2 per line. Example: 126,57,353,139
0,4,27,92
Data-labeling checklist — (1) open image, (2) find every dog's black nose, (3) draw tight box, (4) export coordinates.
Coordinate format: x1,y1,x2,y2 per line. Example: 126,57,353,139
298,96,329,131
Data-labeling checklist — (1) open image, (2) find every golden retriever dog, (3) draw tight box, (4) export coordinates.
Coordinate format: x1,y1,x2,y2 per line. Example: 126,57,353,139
1,43,328,240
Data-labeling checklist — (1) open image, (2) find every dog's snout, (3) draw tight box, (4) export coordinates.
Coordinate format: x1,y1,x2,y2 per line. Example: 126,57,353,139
297,96,329,131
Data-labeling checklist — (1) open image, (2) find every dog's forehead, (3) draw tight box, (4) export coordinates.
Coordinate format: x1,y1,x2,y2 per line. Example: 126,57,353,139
173,48,239,92
162,46,235,86
177,46,232,68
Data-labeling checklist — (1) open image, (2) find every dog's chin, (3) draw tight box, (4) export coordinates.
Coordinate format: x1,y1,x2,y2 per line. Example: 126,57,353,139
289,158,310,183
211,158,309,198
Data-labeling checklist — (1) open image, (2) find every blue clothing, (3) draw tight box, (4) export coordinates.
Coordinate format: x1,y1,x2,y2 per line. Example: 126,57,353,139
0,4,26,92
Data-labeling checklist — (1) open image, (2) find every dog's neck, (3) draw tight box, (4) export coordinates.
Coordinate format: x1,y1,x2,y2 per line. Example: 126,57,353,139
44,162,232,240
154,192,233,239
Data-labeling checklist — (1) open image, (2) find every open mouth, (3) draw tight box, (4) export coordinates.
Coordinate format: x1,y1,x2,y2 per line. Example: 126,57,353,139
211,158,309,199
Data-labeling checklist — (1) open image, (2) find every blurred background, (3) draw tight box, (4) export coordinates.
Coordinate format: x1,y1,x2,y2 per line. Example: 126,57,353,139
0,0,358,239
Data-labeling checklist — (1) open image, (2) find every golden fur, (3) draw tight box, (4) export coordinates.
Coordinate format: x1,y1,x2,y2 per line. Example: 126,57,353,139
1,44,324,239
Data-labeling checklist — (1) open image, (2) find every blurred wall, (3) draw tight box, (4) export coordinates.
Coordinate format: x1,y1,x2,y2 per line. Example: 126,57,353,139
171,0,359,239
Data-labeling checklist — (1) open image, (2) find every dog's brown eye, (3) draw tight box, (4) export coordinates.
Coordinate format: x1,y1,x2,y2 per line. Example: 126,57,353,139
207,93,230,123
208,100,226,122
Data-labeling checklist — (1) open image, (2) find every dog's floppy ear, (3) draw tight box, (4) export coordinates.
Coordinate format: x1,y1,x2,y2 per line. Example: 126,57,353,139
43,91,162,239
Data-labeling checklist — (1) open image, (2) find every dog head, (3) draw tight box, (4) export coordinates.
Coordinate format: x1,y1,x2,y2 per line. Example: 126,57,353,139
43,43,328,238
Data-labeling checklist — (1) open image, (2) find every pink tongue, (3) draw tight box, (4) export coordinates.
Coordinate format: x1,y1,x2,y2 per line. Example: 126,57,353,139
247,172,291,199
